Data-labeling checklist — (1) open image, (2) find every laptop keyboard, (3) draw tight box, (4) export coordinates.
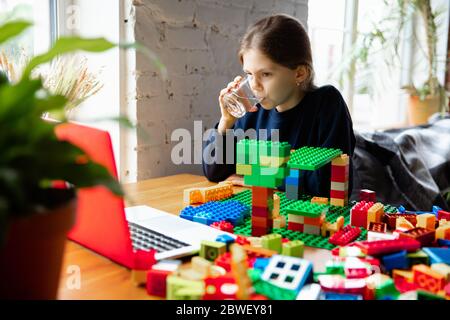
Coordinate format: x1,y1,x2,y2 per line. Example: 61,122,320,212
128,222,190,253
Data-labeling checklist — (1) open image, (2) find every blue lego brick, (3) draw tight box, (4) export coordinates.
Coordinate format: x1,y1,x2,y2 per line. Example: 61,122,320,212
289,169,300,178
216,234,235,244
437,238,450,247
381,250,409,272
253,258,271,272
180,201,249,227
285,176,300,186
322,292,363,300
422,247,450,264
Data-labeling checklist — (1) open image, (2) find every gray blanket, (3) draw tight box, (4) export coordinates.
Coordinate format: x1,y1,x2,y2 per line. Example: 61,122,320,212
351,118,450,211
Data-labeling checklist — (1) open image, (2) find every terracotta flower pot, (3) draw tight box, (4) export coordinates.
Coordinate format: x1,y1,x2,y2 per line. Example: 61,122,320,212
0,198,77,299
407,94,440,126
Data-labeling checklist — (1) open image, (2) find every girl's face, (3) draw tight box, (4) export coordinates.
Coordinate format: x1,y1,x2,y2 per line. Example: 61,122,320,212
242,48,306,111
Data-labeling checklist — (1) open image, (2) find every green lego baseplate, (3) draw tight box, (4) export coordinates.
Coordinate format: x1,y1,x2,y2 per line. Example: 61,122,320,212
285,200,328,218
222,189,400,250
287,146,342,170
236,139,291,165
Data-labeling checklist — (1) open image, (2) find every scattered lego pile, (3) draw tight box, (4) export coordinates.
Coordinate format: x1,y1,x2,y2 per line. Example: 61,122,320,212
130,141,449,300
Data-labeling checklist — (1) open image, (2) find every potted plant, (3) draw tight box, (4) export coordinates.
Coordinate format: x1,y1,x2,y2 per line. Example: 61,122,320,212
336,0,449,126
0,20,123,299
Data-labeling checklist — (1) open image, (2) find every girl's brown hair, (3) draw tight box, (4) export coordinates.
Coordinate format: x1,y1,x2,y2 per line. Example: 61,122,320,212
238,14,316,91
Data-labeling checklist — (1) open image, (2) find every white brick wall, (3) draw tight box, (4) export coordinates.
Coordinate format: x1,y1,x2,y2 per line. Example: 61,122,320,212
134,0,309,180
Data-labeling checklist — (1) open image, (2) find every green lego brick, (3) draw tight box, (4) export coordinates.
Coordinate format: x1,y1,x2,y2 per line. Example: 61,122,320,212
247,268,297,300
200,240,226,261
417,290,446,300
374,278,400,300
325,260,345,275
287,146,342,170
281,240,304,257
236,139,292,166
258,141,291,158
407,250,429,266
285,200,328,218
166,275,204,300
261,233,282,253
173,287,204,300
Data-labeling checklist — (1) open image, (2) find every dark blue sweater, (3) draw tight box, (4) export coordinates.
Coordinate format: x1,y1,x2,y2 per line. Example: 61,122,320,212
202,85,356,197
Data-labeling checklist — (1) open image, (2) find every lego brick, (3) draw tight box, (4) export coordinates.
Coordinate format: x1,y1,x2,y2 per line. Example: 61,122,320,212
330,165,349,182
311,196,329,205
354,238,421,256
285,175,300,186
252,226,270,237
436,224,450,240
285,200,328,218
260,155,290,167
350,201,373,228
288,146,342,170
382,250,409,272
261,255,313,293
329,225,362,246
384,213,417,230
252,216,272,228
296,283,322,300
236,163,252,175
422,247,450,265
251,186,274,207
241,245,277,258
330,181,349,191
430,263,450,282
331,154,350,166
273,193,280,218
289,168,300,178
304,214,325,226
166,275,204,300
273,215,286,229
288,221,304,232
329,190,348,199
252,206,272,218
368,222,387,233
200,240,227,261
407,250,430,266
317,274,367,298
359,189,376,202
281,240,304,258
146,268,172,298
437,209,450,221
215,233,235,249
366,274,399,299
203,274,237,300
330,198,347,207
230,244,253,299
367,202,384,227
398,227,435,246
303,224,321,235
412,264,446,293
180,200,249,226
261,233,282,253
288,214,305,224
416,213,436,230
210,221,234,233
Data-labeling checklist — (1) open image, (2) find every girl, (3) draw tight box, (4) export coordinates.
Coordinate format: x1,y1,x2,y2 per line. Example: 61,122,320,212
202,14,356,197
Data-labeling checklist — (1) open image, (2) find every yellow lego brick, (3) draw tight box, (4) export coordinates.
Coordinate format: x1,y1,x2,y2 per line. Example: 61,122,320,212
330,181,349,191
367,202,384,227
331,154,350,166
311,196,329,205
236,163,252,175
431,263,450,282
416,213,436,230
273,194,280,218
436,224,450,240
273,215,286,229
396,217,415,230
330,198,347,207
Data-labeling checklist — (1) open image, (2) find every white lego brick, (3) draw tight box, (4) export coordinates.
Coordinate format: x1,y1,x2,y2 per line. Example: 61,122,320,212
330,181,348,191
288,214,304,224
262,255,312,292
303,224,320,235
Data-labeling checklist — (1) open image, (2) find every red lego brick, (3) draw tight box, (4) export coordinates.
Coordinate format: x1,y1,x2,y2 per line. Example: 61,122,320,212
252,206,271,218
215,252,232,272
235,235,250,245
368,222,387,233
252,186,274,207
438,210,450,221
288,221,304,232
359,189,376,202
353,238,421,256
331,165,349,182
398,227,435,247
412,264,446,294
384,213,417,230
329,225,362,246
330,189,347,199
146,268,171,297
252,226,270,237
210,220,234,233
350,201,374,228
203,274,238,300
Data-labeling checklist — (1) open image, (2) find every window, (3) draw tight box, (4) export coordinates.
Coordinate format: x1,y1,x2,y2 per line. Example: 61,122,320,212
0,0,53,68
308,0,450,131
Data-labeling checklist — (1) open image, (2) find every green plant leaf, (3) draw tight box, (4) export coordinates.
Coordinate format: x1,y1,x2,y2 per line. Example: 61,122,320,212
0,20,32,45
22,37,116,79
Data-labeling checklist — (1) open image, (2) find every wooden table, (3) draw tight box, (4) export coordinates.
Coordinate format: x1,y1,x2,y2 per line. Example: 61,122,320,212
57,174,332,299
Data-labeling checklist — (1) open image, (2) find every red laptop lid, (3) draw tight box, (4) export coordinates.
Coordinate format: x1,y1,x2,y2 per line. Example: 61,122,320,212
55,122,135,269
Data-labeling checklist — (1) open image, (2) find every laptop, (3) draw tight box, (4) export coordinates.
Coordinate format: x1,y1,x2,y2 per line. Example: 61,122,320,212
55,122,235,268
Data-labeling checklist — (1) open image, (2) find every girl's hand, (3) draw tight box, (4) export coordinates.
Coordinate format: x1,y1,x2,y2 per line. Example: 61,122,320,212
218,76,243,127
